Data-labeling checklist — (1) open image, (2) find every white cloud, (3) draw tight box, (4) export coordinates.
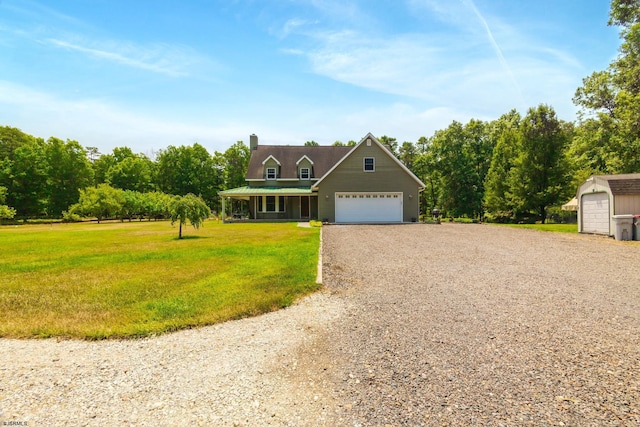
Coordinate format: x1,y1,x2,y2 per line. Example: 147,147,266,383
281,1,583,122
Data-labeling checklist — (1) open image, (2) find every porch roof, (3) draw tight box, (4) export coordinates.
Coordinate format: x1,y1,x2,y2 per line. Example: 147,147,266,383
220,186,314,198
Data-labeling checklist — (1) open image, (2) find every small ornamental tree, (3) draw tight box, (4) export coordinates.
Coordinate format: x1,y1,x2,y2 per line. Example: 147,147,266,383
169,194,211,239
71,184,124,223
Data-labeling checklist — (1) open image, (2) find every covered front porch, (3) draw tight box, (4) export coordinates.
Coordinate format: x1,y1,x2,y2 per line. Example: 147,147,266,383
218,186,318,223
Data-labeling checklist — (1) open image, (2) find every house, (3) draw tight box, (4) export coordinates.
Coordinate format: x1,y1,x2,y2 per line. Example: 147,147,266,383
577,173,640,235
220,133,425,223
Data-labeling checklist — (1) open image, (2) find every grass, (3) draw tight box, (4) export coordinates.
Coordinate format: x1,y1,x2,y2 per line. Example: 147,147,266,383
0,220,320,339
491,223,578,233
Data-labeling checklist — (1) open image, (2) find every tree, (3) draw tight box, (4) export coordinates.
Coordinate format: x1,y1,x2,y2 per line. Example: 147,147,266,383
70,184,125,222
106,155,155,192
0,186,16,219
46,137,93,216
573,0,640,173
378,135,398,156
413,137,439,215
483,110,521,221
220,140,250,214
304,140,319,146
169,194,211,239
156,143,220,207
0,126,41,216
9,138,49,218
141,191,172,220
428,120,491,218
398,142,417,170
507,105,572,223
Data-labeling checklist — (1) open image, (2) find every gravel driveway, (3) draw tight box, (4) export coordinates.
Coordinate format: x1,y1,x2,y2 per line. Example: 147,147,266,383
1,224,639,426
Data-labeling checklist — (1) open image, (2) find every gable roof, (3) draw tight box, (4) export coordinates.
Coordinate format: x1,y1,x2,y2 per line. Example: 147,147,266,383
311,132,426,190
261,155,281,166
246,145,351,179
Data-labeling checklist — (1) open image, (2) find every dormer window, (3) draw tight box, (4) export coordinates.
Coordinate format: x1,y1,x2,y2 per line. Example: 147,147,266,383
266,168,277,180
300,168,310,180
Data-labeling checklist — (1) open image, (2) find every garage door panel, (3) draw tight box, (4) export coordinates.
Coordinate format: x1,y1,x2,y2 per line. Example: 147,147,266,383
335,192,402,223
582,192,609,234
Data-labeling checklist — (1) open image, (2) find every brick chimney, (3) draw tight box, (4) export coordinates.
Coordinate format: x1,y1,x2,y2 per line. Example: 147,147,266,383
250,134,258,151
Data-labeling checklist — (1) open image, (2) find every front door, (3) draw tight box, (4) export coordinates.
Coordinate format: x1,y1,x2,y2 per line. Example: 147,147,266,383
300,196,310,219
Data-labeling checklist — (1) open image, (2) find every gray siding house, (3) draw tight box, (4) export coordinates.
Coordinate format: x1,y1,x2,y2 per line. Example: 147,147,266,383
220,133,425,223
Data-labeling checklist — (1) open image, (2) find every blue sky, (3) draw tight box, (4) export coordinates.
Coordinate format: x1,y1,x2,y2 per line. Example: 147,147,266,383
0,0,620,155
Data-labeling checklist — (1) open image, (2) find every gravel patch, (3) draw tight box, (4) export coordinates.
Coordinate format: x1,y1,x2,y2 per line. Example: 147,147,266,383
0,292,345,426
2,223,639,426
319,223,640,426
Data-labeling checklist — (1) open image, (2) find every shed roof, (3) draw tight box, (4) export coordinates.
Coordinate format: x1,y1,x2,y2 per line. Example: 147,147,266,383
587,173,640,196
246,145,351,180
598,173,640,195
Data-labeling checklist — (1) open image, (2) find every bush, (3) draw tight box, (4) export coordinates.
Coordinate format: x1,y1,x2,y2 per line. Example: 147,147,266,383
62,210,82,223
484,211,514,223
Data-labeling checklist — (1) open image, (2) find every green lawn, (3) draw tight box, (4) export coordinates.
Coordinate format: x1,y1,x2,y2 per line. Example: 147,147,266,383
491,223,578,233
0,221,320,339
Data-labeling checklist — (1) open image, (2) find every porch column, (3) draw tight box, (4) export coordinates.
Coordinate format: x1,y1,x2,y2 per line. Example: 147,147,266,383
221,196,226,223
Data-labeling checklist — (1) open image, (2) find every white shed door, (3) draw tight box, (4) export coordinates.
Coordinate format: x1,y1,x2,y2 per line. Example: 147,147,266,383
335,192,402,223
582,192,610,234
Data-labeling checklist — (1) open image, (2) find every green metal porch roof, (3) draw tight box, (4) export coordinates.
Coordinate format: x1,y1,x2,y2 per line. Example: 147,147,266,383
219,186,314,197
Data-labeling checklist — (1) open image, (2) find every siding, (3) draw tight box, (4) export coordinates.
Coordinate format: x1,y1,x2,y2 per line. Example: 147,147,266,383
614,195,640,215
317,141,421,222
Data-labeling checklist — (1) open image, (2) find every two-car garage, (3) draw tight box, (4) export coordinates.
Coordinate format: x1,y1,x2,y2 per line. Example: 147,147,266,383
335,192,403,223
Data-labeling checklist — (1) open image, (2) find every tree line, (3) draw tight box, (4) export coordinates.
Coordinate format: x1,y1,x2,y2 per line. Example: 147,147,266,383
1,0,636,224
0,128,249,220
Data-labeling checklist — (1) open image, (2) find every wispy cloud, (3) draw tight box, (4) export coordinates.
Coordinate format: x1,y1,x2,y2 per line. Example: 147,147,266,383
281,0,582,118
463,0,525,106
1,1,217,78
46,38,209,78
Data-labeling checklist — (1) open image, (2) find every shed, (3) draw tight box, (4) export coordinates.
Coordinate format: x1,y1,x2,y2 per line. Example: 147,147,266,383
577,173,640,235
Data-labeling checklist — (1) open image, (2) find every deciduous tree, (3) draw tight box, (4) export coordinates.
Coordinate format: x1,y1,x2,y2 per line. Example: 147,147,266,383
45,138,93,217
507,105,572,223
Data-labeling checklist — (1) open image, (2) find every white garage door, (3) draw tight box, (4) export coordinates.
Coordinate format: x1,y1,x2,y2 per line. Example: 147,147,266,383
335,192,402,223
582,192,610,234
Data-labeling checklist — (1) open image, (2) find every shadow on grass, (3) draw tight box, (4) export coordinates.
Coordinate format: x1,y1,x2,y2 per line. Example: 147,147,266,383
173,235,209,241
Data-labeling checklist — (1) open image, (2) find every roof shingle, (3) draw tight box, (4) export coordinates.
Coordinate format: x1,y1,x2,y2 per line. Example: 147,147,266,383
246,145,352,180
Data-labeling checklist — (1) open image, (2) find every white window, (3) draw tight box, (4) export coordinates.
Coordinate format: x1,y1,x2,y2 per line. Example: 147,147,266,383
266,168,277,180
364,157,375,172
300,168,310,180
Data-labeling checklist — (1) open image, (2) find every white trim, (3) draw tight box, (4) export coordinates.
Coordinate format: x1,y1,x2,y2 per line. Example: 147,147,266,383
276,178,299,182
262,155,281,166
266,167,277,180
300,167,310,180
296,155,314,165
312,132,426,190
246,178,265,182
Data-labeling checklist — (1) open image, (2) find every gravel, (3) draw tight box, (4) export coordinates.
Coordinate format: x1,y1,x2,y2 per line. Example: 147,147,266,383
2,223,639,426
